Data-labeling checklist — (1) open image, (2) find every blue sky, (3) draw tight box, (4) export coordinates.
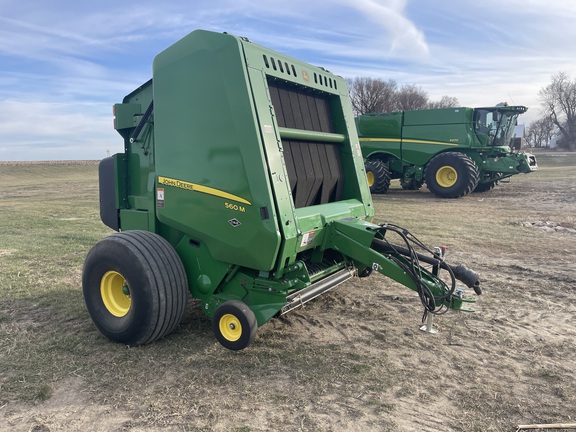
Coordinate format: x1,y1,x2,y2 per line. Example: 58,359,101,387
1,0,575,160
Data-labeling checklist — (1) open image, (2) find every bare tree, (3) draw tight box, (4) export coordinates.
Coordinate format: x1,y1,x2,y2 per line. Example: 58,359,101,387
347,77,459,115
526,117,555,148
538,72,576,150
427,95,460,109
395,84,429,111
347,77,397,115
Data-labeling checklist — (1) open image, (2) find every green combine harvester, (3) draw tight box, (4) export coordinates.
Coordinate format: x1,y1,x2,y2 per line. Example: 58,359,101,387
83,30,481,350
357,105,538,198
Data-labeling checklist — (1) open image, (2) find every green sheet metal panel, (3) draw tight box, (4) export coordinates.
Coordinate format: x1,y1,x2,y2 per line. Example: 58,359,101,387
402,107,472,126
240,37,373,275
401,108,474,165
356,112,403,160
152,30,280,271
152,30,372,273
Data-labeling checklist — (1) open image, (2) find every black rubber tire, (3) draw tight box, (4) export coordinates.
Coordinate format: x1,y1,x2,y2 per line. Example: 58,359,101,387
400,178,424,190
425,152,479,198
212,300,257,351
82,230,188,346
365,159,391,194
474,173,500,193
474,181,497,193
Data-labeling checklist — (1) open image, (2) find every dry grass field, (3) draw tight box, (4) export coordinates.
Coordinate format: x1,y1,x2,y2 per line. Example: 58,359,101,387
1,152,575,431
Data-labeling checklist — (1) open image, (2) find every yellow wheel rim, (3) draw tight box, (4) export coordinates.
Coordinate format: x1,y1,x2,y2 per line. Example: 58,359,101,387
100,271,131,317
219,314,242,342
366,171,374,187
436,166,458,187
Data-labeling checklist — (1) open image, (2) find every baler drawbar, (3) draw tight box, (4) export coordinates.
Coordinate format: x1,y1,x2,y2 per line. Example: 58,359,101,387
82,29,481,350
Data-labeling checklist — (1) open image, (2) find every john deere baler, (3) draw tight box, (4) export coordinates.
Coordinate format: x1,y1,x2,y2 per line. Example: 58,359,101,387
83,30,480,350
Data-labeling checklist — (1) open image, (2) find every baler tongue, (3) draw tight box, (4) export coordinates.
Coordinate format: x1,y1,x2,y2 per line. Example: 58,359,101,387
323,218,479,314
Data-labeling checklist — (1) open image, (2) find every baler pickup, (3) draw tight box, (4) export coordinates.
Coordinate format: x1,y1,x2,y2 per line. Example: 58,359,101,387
83,29,481,350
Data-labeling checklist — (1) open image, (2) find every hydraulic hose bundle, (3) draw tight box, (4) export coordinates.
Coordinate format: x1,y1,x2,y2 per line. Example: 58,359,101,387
371,224,481,315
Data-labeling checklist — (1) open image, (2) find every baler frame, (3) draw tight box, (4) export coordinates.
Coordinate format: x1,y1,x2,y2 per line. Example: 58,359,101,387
83,29,481,350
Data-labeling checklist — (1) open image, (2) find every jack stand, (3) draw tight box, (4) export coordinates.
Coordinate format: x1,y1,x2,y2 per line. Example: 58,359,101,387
420,311,438,334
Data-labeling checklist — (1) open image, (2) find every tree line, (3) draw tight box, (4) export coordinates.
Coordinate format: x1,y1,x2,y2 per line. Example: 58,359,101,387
346,77,458,115
348,74,576,151
526,72,576,150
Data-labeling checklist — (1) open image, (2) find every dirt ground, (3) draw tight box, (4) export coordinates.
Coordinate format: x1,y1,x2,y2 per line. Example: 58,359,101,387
2,157,576,432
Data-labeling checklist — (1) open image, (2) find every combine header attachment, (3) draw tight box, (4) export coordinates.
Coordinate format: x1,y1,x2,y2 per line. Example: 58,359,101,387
83,30,481,350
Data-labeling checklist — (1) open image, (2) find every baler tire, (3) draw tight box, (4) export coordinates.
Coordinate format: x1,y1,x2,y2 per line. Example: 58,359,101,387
82,230,188,346
425,152,479,198
212,300,257,351
365,159,391,194
400,178,424,190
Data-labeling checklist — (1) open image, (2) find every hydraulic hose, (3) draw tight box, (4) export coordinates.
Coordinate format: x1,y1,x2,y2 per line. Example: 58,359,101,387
371,238,481,295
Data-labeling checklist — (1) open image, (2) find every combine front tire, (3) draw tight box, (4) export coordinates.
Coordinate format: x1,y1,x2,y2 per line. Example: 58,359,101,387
82,231,188,346
365,159,391,194
425,152,479,198
212,300,257,350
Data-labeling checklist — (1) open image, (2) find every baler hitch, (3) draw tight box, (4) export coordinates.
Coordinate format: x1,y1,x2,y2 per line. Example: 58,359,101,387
371,239,482,295
324,219,481,319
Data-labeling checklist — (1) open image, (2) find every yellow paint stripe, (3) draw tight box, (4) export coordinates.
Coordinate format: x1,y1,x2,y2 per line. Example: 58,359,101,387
403,139,459,146
158,176,252,205
359,137,399,143
359,137,459,147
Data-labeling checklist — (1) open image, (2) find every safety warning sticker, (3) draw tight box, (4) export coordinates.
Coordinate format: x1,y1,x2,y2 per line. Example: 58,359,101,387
157,188,165,208
300,231,315,247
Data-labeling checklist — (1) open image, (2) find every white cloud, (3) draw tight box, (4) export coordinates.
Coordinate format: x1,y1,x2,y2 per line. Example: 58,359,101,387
0,100,120,161
162,0,430,62
1,0,576,159
349,0,429,58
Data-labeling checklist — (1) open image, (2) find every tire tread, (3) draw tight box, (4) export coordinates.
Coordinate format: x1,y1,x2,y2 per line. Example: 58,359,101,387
425,152,479,198
83,230,188,346
365,159,391,194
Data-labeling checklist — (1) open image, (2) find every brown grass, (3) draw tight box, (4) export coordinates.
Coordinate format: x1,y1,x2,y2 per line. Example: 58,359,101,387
1,153,575,431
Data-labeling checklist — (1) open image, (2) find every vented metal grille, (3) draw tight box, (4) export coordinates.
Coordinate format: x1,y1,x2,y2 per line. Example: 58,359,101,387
268,80,344,208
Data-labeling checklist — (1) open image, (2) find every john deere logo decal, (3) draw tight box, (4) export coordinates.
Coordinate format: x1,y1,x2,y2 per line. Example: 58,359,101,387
157,176,251,205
